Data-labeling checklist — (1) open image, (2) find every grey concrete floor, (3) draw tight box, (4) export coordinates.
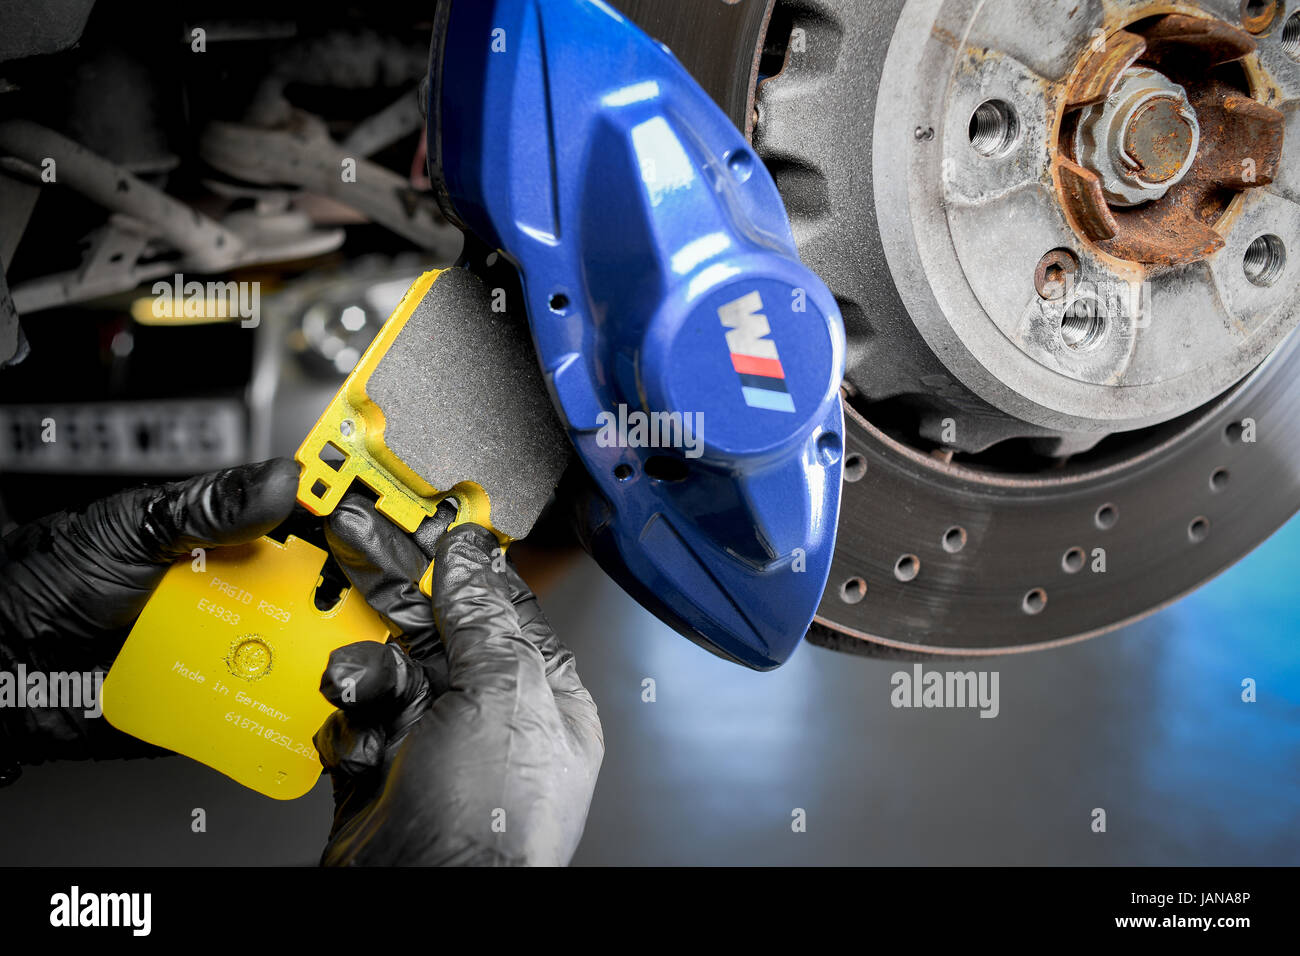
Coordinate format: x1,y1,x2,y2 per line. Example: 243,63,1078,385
1,522,1297,866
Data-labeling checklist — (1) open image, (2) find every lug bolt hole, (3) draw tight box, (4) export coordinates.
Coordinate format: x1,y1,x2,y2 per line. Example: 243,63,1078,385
1061,296,1107,351
1282,11,1300,59
1243,234,1286,287
968,99,1020,158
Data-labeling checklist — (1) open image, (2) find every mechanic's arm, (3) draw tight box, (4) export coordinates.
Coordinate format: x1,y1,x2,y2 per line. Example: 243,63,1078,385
0,459,299,778
315,494,604,866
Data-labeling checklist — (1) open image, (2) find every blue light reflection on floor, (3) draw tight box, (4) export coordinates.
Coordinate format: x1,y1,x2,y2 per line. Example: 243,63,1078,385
1139,519,1300,855
562,518,1300,865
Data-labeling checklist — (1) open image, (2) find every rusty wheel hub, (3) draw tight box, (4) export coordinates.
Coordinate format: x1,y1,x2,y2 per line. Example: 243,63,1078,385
1057,13,1286,267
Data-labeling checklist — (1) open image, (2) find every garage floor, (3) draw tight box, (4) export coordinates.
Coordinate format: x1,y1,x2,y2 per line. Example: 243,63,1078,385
1,517,1296,866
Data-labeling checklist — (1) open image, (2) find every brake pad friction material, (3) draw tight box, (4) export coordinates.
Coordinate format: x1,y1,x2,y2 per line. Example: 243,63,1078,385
295,267,571,593
102,535,389,800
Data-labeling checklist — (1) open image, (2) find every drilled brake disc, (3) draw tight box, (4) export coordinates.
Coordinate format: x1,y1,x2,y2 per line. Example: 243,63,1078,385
618,0,1300,657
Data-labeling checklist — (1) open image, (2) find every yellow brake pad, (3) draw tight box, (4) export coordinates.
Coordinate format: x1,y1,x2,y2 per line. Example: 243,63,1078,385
293,267,571,596
295,269,498,596
102,535,389,800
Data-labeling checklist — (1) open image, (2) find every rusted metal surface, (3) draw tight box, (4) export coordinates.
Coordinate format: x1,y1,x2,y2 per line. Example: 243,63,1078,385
1196,93,1285,189
1124,97,1196,184
1240,0,1280,35
1141,13,1257,65
1034,248,1080,301
1066,30,1145,109
1075,67,1202,206
1057,158,1118,242
1055,13,1283,267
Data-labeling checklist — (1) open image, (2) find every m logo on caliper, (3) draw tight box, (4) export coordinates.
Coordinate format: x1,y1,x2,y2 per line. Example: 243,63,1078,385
718,291,795,413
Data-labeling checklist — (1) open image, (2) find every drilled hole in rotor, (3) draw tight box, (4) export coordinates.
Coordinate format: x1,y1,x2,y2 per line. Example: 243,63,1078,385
1022,588,1048,615
1095,503,1118,530
968,99,1020,158
1243,234,1286,287
1210,468,1230,492
840,577,867,605
1284,12,1300,60
1224,420,1247,444
1062,547,1086,574
843,452,867,482
894,554,920,582
1188,516,1210,543
942,526,967,554
1061,296,1107,351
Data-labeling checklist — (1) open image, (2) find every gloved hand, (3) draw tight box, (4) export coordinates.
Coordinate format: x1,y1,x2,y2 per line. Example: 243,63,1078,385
0,458,299,775
315,493,604,866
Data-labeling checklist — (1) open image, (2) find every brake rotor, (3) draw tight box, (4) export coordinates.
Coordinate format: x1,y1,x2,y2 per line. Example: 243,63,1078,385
618,0,1300,657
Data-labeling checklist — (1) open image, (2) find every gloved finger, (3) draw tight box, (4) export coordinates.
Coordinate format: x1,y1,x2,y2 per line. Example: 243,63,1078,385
136,457,300,561
314,708,387,778
498,560,587,692
431,524,561,726
0,458,300,642
319,641,432,737
312,707,387,838
497,560,601,753
325,494,456,686
315,640,435,816
323,494,447,629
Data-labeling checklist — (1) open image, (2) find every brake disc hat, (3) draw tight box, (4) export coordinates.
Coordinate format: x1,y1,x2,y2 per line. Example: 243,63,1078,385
619,0,1300,656
873,3,1296,435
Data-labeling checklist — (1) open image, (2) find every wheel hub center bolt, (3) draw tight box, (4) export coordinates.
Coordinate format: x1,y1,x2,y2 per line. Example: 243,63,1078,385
1076,67,1200,207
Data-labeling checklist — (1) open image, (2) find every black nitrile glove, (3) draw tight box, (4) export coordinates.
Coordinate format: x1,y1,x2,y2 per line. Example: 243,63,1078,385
315,494,604,866
0,459,299,775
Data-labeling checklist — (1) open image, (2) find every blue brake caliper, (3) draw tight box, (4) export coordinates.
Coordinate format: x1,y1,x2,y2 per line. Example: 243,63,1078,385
431,0,845,669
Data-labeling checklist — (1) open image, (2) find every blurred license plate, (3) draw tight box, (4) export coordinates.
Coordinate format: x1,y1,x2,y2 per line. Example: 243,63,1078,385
0,401,245,474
